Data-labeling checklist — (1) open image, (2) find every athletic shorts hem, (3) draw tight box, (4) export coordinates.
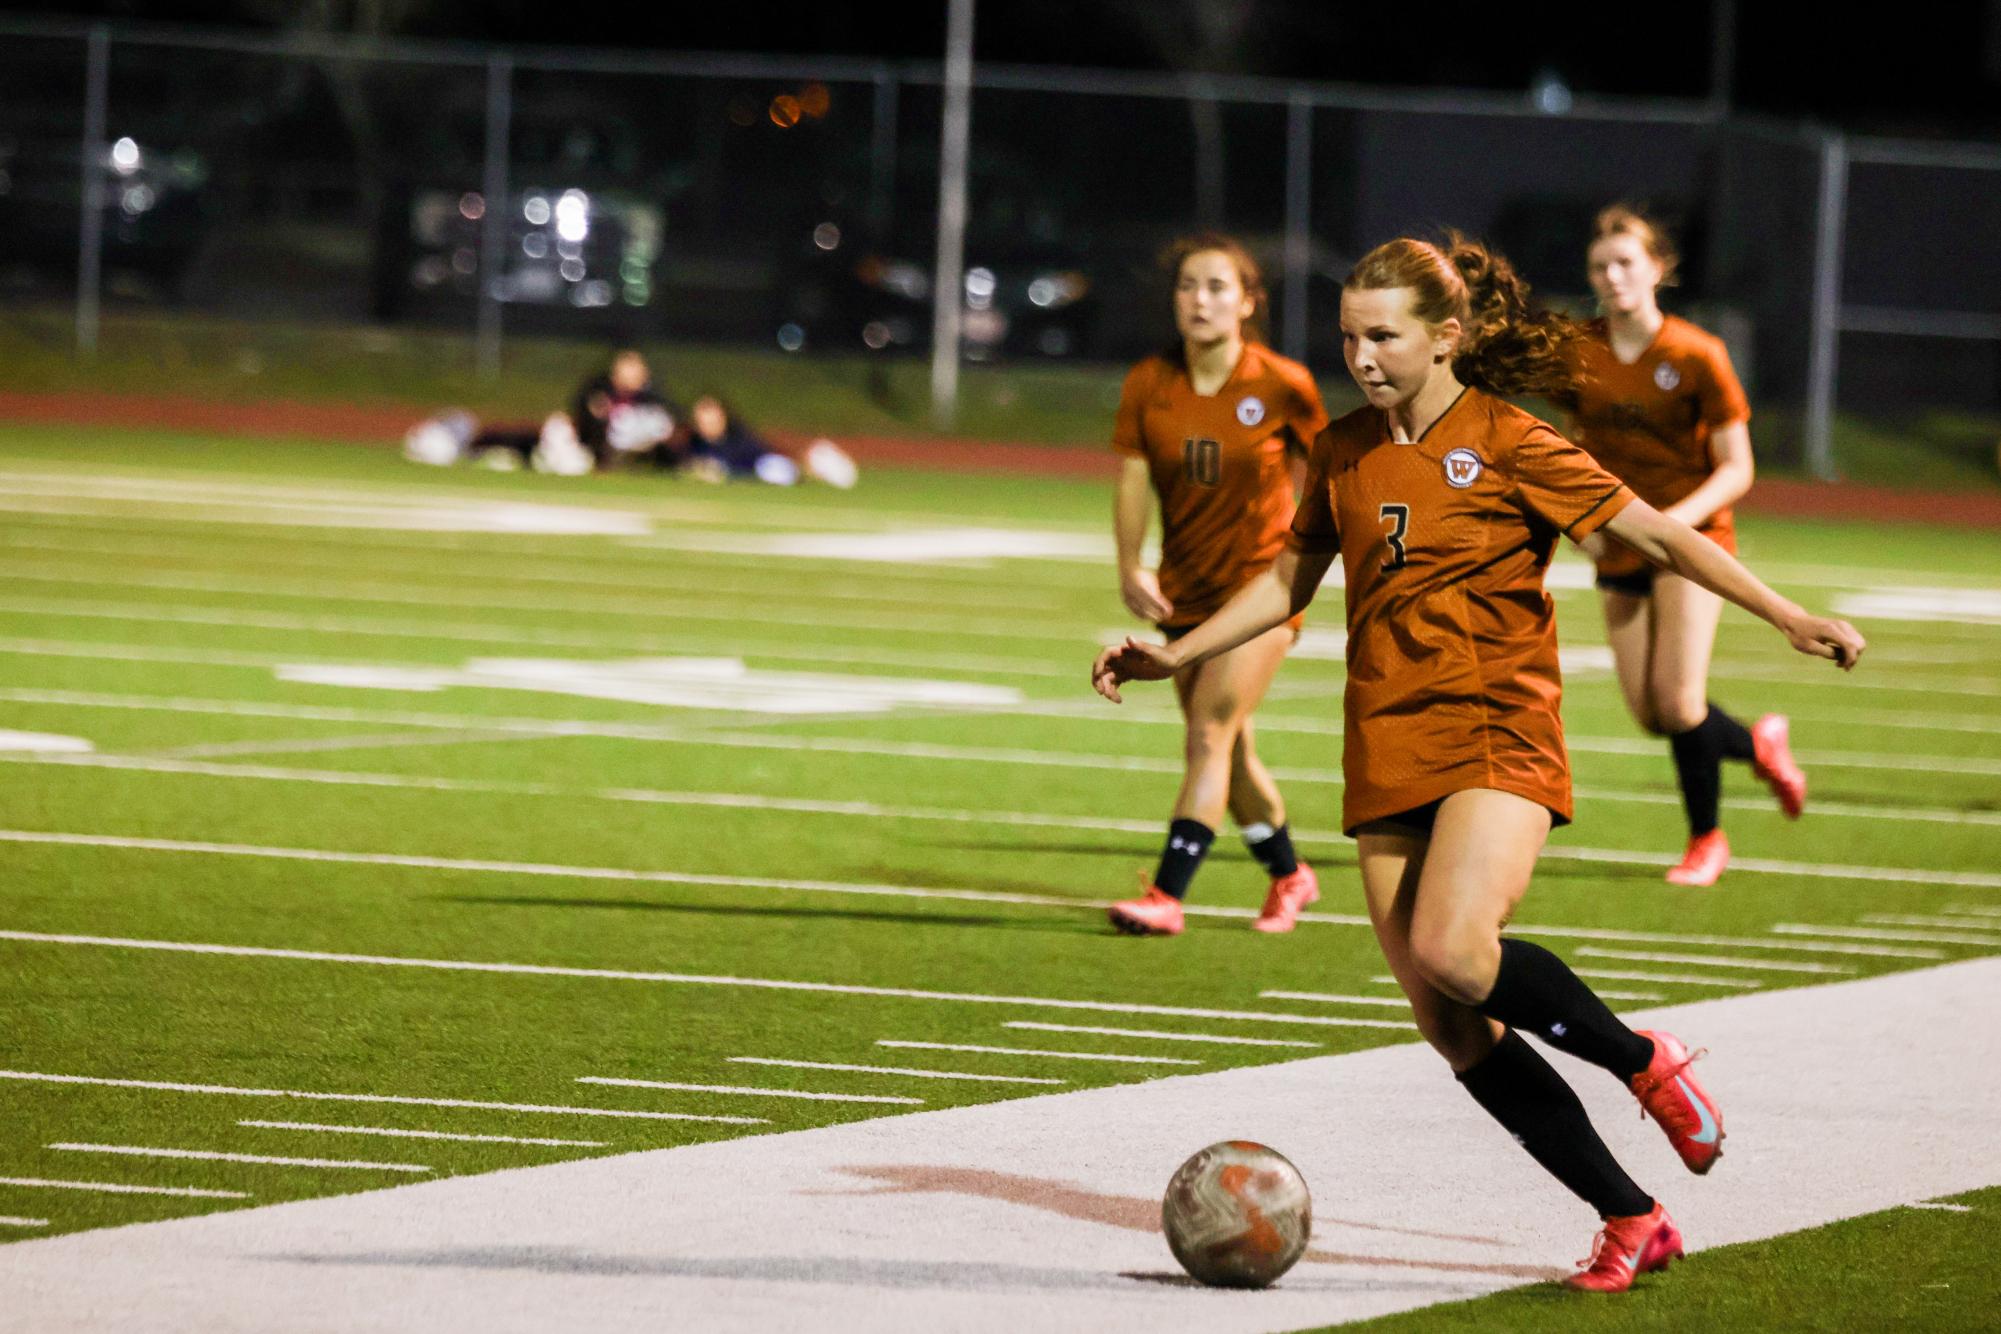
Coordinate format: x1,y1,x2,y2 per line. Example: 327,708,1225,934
1344,782,1571,839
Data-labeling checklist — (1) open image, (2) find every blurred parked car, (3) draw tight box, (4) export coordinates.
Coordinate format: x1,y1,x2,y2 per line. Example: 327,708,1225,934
0,126,214,295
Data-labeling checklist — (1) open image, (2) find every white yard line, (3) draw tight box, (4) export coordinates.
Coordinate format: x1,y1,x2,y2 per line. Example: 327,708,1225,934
51,1143,431,1174
1573,947,1853,976
238,1122,607,1148
0,1216,51,1227
1947,905,2001,918
1002,1022,1320,1049
0,829,1960,958
1575,967,1762,989
875,1042,1201,1067
729,1058,1065,1087
0,1071,766,1125
1908,1202,1974,1213
158,729,544,762
1256,991,1413,1008
1366,976,1663,1002
1772,923,2001,947
0,1176,248,1200
1865,913,2001,930
5,958,1997,1332
0,927,1413,1031
575,1078,924,1107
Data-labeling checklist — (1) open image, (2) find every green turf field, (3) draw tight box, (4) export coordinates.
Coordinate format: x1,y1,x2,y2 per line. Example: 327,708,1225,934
1,424,1998,1325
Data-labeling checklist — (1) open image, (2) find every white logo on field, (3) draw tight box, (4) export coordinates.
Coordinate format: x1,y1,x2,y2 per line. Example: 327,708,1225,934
276,657,1023,717
1236,396,1266,427
1653,362,1681,391
1442,448,1483,489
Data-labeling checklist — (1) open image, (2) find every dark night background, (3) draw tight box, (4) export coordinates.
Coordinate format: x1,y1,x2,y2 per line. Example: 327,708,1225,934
3,1,1999,137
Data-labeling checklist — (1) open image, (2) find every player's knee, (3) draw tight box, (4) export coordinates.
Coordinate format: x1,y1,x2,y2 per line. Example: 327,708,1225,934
1182,719,1236,767
1653,690,1707,734
1409,930,1494,1007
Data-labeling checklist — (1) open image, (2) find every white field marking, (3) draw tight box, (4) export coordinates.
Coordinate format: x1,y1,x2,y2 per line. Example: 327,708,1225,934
1834,588,2001,625
0,1215,51,1227
1001,1022,1321,1048
0,1071,766,1125
1536,844,2001,891
1257,990,1413,1008
0,928,1410,1031
1865,913,2001,930
0,486,656,536
625,525,1113,565
1946,904,2001,918
0,566,1099,646
50,1143,430,1174
0,730,93,753
728,1058,1065,1087
0,827,1953,959
874,1041,1202,1067
159,729,544,762
1574,947,1854,976
237,1121,606,1148
0,1176,248,1199
275,657,1024,717
574,1077,923,1106
1772,923,2001,947
0,603,1079,680
1908,1202,1975,1213
1693,662,2001,700
1365,975,1666,1002
1575,967,1762,989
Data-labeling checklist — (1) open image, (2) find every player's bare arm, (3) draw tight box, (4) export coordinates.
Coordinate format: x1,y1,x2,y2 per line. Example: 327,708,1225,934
1661,419,1754,529
1113,455,1173,621
1599,501,1866,668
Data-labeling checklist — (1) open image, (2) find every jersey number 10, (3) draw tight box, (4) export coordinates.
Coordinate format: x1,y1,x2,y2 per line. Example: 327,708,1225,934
1182,437,1221,486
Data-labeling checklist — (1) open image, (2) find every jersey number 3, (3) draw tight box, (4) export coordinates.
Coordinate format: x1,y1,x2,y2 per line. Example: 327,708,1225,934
1182,437,1221,486
1379,503,1409,571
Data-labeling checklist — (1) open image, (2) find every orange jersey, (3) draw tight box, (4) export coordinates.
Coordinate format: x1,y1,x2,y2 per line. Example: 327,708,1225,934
1569,316,1749,575
1288,389,1635,833
1113,344,1329,627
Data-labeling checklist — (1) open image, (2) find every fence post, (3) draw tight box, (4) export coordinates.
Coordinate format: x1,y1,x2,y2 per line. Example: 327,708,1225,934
75,24,108,359
1804,129,1847,482
476,54,512,379
1282,92,1312,364
929,0,974,430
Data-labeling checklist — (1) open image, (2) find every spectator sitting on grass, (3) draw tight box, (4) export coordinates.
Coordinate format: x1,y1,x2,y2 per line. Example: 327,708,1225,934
401,347,679,475
674,393,858,488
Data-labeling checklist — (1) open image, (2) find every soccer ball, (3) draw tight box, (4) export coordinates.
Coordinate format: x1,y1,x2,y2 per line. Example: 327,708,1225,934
1161,1140,1312,1288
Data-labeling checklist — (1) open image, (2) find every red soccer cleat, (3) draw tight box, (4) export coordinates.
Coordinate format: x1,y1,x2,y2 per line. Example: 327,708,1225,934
1751,713,1807,819
1564,1201,1683,1293
1665,830,1730,887
1108,882,1185,936
1252,863,1320,933
1630,1030,1725,1174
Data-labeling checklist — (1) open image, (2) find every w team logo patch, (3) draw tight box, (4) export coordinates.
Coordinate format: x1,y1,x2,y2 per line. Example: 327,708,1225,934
1235,396,1266,427
1442,447,1483,489
1653,362,1681,391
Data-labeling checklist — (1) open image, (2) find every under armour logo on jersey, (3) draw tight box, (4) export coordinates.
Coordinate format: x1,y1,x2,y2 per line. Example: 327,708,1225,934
1235,396,1265,427
1652,362,1681,391
1442,447,1484,489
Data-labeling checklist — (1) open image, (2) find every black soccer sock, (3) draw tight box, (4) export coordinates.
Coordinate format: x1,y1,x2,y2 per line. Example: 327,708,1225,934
1669,705,1759,836
1152,818,1215,900
1241,821,1300,879
1458,1030,1656,1219
1478,938,1656,1081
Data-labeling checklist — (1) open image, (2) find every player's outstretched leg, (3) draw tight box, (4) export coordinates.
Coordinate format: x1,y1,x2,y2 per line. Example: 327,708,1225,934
1228,721,1318,932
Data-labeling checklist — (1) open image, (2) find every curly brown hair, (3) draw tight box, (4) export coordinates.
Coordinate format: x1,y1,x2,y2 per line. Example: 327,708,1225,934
1345,233,1587,398
1160,231,1269,346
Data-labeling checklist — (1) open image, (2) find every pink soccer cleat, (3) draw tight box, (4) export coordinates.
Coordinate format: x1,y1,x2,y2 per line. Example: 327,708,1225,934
1108,882,1185,936
1751,713,1807,819
1252,864,1320,933
1665,830,1730,887
1564,1201,1684,1293
1630,1030,1725,1174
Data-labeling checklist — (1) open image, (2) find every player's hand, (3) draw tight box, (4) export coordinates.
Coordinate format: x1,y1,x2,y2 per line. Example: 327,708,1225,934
1092,636,1179,703
1119,568,1173,623
1782,613,1866,670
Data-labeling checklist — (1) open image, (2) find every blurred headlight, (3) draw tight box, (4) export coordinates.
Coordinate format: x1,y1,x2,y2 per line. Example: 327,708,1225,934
857,257,929,301
1027,271,1090,308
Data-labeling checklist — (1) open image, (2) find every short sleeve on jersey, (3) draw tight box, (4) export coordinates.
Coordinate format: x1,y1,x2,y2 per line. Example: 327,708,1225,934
1508,425,1635,540
1286,431,1342,554
1280,364,1331,454
1696,336,1751,430
1111,362,1152,456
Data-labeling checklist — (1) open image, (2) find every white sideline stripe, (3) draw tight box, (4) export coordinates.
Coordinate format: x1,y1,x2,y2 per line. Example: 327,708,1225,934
575,1077,923,1106
1575,947,1853,976
51,1143,431,1174
1947,905,2001,918
1536,843,2001,891
0,1215,51,1227
874,1041,1202,1067
0,1071,766,1125
1366,974,1664,1002
1576,967,1762,988
0,829,1950,959
728,1057,1066,1086
1002,1022,1321,1048
0,1176,248,1200
1257,990,1412,1008
1772,923,2001,947
0,927,1414,1031
1865,913,2001,931
237,1121,606,1148
1908,1202,1975,1213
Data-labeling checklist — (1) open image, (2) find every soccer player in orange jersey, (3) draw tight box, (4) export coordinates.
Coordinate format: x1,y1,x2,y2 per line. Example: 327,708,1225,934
1569,205,1804,886
1094,235,1864,1293
1105,234,1330,936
